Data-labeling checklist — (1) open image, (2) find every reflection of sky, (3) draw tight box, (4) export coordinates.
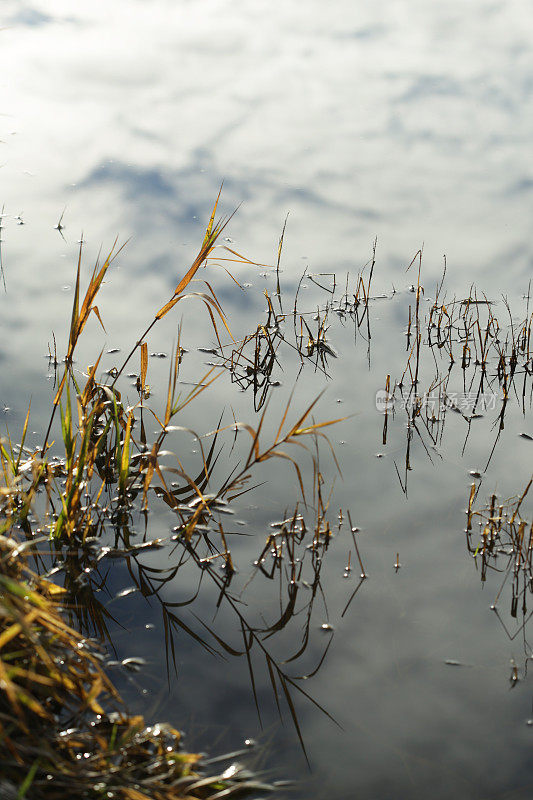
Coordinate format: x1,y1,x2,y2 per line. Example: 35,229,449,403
2,0,533,292
1,2,533,797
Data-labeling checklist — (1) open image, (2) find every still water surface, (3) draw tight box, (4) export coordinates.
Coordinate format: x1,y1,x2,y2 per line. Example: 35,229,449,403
1,2,533,797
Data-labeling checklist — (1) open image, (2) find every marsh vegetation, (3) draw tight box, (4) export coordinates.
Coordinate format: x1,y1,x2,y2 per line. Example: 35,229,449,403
1,194,532,798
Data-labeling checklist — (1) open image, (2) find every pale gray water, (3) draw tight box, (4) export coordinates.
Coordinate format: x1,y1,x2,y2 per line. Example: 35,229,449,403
1,2,533,797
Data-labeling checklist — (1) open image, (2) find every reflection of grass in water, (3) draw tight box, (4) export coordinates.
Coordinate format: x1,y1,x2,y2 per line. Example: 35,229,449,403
467,478,533,646
375,249,533,673
380,251,533,493
0,192,348,791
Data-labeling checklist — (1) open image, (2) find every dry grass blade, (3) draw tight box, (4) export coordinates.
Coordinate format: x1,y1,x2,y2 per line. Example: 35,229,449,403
156,191,228,321
140,342,148,394
111,194,240,388
41,240,126,455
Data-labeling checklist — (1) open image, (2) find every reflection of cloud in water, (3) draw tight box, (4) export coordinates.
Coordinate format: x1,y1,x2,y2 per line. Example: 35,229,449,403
78,154,249,226
505,177,533,196
398,74,464,102
7,6,53,27
0,0,531,293
334,24,390,41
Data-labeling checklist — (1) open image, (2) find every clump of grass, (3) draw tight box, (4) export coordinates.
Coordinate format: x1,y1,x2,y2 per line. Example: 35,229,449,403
0,534,276,799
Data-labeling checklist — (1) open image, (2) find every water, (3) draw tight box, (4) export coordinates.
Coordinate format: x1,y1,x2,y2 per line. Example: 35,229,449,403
1,2,533,797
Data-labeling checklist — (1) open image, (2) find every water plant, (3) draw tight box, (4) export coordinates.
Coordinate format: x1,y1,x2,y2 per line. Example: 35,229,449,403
0,193,348,793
